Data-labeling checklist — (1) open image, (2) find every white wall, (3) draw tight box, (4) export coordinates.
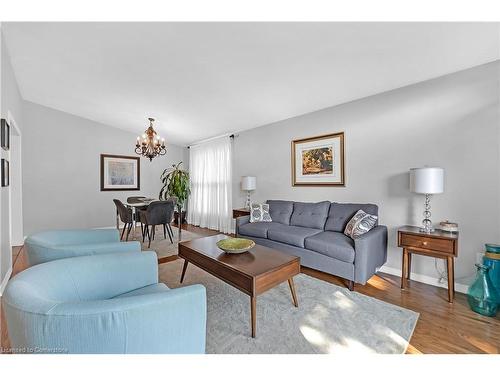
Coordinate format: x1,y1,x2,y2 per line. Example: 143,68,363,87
1,28,24,293
22,101,188,235
233,61,500,285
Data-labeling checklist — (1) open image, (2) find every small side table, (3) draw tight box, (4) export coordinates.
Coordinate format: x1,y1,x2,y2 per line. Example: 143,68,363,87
233,208,250,219
397,225,459,303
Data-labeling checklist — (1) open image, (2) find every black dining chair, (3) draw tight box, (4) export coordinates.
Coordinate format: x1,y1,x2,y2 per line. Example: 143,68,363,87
113,199,134,241
139,200,176,248
127,196,147,223
164,196,178,239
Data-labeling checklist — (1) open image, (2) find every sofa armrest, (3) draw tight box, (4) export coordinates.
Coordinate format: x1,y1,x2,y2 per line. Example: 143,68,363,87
48,284,207,353
353,225,388,284
235,215,250,236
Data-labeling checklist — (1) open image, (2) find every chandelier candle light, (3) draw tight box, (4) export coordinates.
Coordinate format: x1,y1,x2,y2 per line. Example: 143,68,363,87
135,118,166,161
409,167,445,233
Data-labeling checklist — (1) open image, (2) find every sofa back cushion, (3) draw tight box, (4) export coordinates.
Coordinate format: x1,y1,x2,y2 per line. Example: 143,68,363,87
267,200,294,225
290,201,331,229
325,202,379,232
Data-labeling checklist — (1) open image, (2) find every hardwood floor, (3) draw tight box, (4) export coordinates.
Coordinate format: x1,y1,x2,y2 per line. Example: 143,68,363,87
1,225,499,354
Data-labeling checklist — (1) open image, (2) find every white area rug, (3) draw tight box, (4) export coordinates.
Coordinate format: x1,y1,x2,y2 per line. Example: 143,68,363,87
159,258,419,354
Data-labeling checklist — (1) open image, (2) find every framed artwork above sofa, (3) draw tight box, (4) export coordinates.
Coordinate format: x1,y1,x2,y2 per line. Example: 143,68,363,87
291,132,345,186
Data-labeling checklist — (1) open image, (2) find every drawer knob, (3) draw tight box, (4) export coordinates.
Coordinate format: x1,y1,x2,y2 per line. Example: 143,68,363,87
422,241,428,246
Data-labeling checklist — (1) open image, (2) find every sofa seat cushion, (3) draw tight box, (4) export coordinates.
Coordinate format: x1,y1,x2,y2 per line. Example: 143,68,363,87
238,222,285,239
113,283,169,299
305,231,355,263
267,225,322,248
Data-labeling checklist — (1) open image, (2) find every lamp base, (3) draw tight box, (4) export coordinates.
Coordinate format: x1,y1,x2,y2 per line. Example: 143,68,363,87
420,195,434,233
245,191,252,209
419,226,435,234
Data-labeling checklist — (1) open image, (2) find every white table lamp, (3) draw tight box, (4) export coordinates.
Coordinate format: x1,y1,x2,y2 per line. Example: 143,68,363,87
241,176,256,209
410,167,444,233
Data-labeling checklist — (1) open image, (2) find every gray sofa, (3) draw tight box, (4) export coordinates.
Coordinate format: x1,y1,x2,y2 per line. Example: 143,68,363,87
236,200,387,290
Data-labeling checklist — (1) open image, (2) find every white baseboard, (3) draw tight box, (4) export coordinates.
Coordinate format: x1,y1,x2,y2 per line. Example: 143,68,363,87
0,267,13,297
378,265,469,294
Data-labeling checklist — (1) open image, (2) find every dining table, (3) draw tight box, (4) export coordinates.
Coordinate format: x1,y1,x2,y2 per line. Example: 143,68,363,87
116,198,158,236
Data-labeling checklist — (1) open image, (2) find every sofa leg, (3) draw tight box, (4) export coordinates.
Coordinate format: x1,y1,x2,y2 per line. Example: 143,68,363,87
347,280,354,291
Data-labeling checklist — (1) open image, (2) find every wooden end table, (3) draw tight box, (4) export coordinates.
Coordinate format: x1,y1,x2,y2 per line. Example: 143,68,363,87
178,234,300,338
232,208,250,219
397,225,459,303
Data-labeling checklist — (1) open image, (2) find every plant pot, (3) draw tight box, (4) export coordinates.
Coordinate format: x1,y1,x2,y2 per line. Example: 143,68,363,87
174,211,187,224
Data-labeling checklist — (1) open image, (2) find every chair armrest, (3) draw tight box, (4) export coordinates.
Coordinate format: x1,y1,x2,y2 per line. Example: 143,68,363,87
235,216,250,236
58,229,121,243
48,284,207,353
45,251,159,300
27,241,141,266
55,241,141,256
353,225,388,284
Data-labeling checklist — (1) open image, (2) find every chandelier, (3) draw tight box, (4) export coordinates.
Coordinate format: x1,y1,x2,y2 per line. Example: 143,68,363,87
135,118,166,161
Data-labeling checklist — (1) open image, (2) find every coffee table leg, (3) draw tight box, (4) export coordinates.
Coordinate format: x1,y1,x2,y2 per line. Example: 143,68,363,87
288,278,298,307
180,260,189,283
251,296,256,338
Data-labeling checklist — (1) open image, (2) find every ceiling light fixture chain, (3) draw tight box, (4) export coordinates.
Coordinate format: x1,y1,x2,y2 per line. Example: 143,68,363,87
135,117,166,161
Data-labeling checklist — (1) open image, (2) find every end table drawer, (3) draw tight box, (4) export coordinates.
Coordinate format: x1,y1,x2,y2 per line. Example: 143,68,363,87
399,233,454,254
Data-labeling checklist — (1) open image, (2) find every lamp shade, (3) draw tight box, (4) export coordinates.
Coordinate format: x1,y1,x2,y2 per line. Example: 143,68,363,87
409,167,444,194
241,176,256,191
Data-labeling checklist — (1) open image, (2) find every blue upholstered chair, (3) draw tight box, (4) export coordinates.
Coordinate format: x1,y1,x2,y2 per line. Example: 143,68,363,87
3,251,207,354
25,229,141,266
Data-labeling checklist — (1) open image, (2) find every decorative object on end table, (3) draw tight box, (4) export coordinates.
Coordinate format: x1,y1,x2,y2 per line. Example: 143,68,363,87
1,159,9,187
344,209,378,239
249,203,272,223
292,132,345,186
241,176,256,208
409,167,444,233
1,119,10,151
216,238,255,253
439,220,458,233
135,117,166,161
160,161,190,240
100,154,140,191
467,263,499,317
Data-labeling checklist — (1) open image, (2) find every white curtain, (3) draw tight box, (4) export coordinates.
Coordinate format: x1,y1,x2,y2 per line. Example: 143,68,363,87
187,136,233,233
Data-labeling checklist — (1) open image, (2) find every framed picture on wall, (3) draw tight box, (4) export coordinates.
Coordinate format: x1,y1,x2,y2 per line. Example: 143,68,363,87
291,132,345,186
100,154,140,191
1,119,10,151
1,159,9,187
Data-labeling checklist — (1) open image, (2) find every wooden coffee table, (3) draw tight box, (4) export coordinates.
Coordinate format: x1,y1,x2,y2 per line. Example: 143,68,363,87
178,234,300,338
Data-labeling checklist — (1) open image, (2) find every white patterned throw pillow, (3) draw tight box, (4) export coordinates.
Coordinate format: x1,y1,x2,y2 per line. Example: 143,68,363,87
344,210,378,239
249,203,272,223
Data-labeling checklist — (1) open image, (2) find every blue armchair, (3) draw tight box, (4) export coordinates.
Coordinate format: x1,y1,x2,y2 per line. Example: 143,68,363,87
25,229,141,266
3,251,207,354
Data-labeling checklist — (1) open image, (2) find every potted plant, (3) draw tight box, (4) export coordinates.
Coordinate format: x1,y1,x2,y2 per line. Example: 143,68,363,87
159,161,190,240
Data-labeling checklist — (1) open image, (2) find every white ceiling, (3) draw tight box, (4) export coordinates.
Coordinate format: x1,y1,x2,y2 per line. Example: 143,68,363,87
3,22,499,145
